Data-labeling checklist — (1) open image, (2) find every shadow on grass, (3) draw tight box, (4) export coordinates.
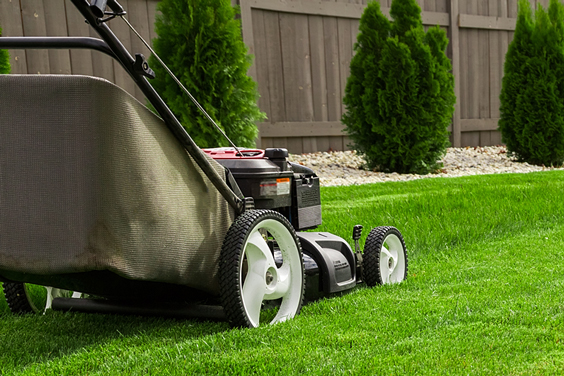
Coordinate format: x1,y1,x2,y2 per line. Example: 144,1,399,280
0,300,230,372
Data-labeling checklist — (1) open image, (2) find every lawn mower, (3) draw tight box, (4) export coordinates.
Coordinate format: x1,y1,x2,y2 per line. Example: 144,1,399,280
0,0,408,328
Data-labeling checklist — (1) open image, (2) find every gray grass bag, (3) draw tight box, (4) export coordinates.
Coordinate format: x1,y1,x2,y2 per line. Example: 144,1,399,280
0,75,235,295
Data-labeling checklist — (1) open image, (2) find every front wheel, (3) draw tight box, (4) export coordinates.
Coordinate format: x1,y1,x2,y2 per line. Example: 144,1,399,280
363,226,408,286
219,210,305,328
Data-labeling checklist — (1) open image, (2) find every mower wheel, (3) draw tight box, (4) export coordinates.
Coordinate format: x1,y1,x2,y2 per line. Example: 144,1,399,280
363,226,408,286
219,209,305,328
2,282,81,314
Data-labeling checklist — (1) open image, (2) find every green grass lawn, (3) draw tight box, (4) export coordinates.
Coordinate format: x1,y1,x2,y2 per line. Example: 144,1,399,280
2,171,564,375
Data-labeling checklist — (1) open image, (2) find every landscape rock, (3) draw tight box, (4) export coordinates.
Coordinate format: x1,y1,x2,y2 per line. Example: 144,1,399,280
288,146,564,187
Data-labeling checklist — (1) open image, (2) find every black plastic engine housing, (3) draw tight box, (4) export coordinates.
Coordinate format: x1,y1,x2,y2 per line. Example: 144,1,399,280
205,147,322,230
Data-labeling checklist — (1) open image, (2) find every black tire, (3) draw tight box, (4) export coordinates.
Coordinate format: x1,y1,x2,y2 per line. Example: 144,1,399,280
219,209,305,328
3,282,79,314
3,282,39,314
363,226,408,286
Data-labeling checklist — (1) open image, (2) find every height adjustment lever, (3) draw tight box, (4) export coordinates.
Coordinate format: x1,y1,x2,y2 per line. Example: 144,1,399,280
133,53,155,79
353,225,364,283
353,225,363,242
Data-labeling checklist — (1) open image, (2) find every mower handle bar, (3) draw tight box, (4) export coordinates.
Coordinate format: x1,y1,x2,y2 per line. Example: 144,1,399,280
0,37,115,58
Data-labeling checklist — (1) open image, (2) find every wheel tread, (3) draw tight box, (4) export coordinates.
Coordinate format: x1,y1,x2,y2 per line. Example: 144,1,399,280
363,226,408,286
218,209,305,328
2,282,36,314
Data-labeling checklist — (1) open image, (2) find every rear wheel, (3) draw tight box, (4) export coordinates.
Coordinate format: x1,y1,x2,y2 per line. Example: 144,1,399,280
363,226,408,286
3,282,81,314
219,210,305,328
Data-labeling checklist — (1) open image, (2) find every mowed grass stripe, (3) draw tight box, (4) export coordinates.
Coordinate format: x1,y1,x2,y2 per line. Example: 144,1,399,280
1,171,564,375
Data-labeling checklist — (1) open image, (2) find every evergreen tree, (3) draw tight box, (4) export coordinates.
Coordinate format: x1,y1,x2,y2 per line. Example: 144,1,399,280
500,0,564,166
342,2,390,161
499,0,535,159
0,26,10,74
343,0,454,174
149,0,265,148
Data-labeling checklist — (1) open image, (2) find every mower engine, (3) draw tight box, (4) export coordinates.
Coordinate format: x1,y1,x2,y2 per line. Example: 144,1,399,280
204,147,357,301
204,147,322,230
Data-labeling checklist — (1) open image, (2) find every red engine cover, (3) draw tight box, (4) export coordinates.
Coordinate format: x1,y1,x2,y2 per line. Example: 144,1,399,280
203,147,265,159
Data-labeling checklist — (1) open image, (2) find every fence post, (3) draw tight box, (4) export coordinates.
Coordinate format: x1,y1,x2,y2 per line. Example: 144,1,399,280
449,0,461,147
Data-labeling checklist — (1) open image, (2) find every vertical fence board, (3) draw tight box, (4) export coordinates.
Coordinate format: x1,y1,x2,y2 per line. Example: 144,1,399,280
280,12,314,153
108,0,137,96
264,11,287,147
425,0,437,12
147,0,159,43
318,16,334,156
128,0,152,101
463,0,481,147
308,15,328,152
0,0,28,74
264,11,286,123
21,0,50,74
459,9,468,121
478,0,491,146
316,137,331,152
89,27,115,82
302,137,318,153
337,18,352,119
508,0,517,41
43,0,71,74
252,9,272,120
500,0,509,72
273,137,288,149
337,18,353,150
351,18,360,50
329,136,344,151
261,137,274,149
491,0,509,145
65,0,93,76
436,0,448,12
449,0,461,146
324,16,342,123
488,0,501,118
343,136,352,151
488,0,501,146
280,13,314,123
309,15,328,122
287,138,304,154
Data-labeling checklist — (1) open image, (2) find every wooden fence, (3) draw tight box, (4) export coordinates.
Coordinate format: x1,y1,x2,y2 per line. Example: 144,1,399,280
0,0,554,153
246,0,523,152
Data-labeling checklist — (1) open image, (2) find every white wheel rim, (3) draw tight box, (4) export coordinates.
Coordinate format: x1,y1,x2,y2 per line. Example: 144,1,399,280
379,233,406,284
240,219,302,327
42,286,82,313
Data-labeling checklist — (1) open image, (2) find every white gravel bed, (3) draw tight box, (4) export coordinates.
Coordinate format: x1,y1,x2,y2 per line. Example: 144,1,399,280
288,146,564,187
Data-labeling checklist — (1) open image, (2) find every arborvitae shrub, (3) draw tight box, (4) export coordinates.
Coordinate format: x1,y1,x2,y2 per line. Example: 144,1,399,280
343,0,455,174
499,0,534,157
0,26,10,74
499,0,564,166
150,0,265,148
